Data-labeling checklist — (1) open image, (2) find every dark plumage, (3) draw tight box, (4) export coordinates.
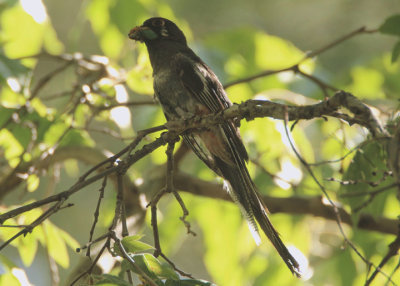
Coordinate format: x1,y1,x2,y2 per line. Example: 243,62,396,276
129,17,300,276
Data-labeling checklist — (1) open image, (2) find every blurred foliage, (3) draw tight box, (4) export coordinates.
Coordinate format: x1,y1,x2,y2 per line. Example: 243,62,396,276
0,1,399,286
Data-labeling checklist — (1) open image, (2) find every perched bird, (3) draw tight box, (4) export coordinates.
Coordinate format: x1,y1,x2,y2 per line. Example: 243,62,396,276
129,17,300,276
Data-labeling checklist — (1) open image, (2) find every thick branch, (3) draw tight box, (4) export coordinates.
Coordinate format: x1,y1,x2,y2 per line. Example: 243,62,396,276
173,172,398,235
167,91,383,138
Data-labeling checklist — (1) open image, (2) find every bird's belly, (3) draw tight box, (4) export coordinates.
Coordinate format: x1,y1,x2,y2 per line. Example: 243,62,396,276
154,71,198,119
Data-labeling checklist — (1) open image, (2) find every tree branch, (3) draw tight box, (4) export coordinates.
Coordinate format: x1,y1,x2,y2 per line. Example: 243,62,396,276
173,172,398,235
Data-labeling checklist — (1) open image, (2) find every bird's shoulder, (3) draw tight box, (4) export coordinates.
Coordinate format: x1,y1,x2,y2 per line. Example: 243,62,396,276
171,51,232,111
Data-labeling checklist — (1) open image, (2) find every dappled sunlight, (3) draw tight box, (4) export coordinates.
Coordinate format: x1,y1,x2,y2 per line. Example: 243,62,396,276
110,84,132,129
20,0,47,23
6,77,21,93
98,252,117,273
275,158,303,190
287,246,314,280
110,106,131,129
11,268,33,286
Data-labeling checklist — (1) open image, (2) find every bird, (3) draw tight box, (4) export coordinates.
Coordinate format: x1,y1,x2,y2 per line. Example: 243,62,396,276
128,17,300,276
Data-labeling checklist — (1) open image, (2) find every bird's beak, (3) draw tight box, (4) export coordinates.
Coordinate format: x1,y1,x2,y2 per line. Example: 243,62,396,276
128,26,147,42
129,25,159,42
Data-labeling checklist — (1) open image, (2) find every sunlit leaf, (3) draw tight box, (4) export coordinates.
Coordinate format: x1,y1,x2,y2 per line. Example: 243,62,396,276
26,174,39,192
124,253,179,280
193,198,243,285
58,129,95,147
30,98,48,117
0,129,24,167
86,0,111,33
348,66,385,99
254,32,305,69
126,68,154,95
42,21,64,54
17,229,38,266
43,221,69,268
1,4,62,58
225,83,253,103
119,235,154,253
43,121,69,145
6,209,43,266
99,25,125,59
0,272,20,286
0,87,26,107
64,159,79,177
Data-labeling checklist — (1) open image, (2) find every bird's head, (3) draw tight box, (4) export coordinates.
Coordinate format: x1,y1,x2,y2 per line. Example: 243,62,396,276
128,17,187,46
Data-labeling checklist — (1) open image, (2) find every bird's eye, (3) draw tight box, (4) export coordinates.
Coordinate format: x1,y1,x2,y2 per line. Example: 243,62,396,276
152,19,165,27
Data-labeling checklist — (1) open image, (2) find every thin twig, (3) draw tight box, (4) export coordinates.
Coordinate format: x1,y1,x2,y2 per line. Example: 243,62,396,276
165,142,196,235
70,237,110,285
282,107,396,286
224,26,378,96
365,227,400,285
86,176,107,257
303,26,378,60
0,199,67,251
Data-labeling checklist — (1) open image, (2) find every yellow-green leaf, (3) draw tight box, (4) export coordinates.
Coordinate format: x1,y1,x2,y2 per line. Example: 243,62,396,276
0,129,24,167
43,222,69,268
26,174,40,192
121,235,154,253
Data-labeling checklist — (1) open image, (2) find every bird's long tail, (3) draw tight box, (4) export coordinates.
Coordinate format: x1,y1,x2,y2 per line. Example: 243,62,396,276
214,156,301,277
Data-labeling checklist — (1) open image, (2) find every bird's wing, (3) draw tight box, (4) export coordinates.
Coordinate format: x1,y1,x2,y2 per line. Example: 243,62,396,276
173,52,248,162
173,51,258,230
173,53,301,275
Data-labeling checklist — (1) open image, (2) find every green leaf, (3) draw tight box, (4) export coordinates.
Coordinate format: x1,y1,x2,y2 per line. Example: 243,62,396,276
26,174,39,192
0,106,14,126
341,142,394,217
43,221,70,268
1,5,63,58
124,253,179,281
121,235,154,253
0,53,30,83
17,230,38,266
254,32,314,72
348,66,385,99
60,129,94,147
193,198,244,285
0,129,24,167
0,272,20,286
379,14,400,36
44,121,94,147
391,40,400,63
109,0,146,33
126,68,154,95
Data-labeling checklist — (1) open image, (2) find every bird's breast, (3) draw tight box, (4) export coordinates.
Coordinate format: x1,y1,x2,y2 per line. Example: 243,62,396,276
153,68,198,119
